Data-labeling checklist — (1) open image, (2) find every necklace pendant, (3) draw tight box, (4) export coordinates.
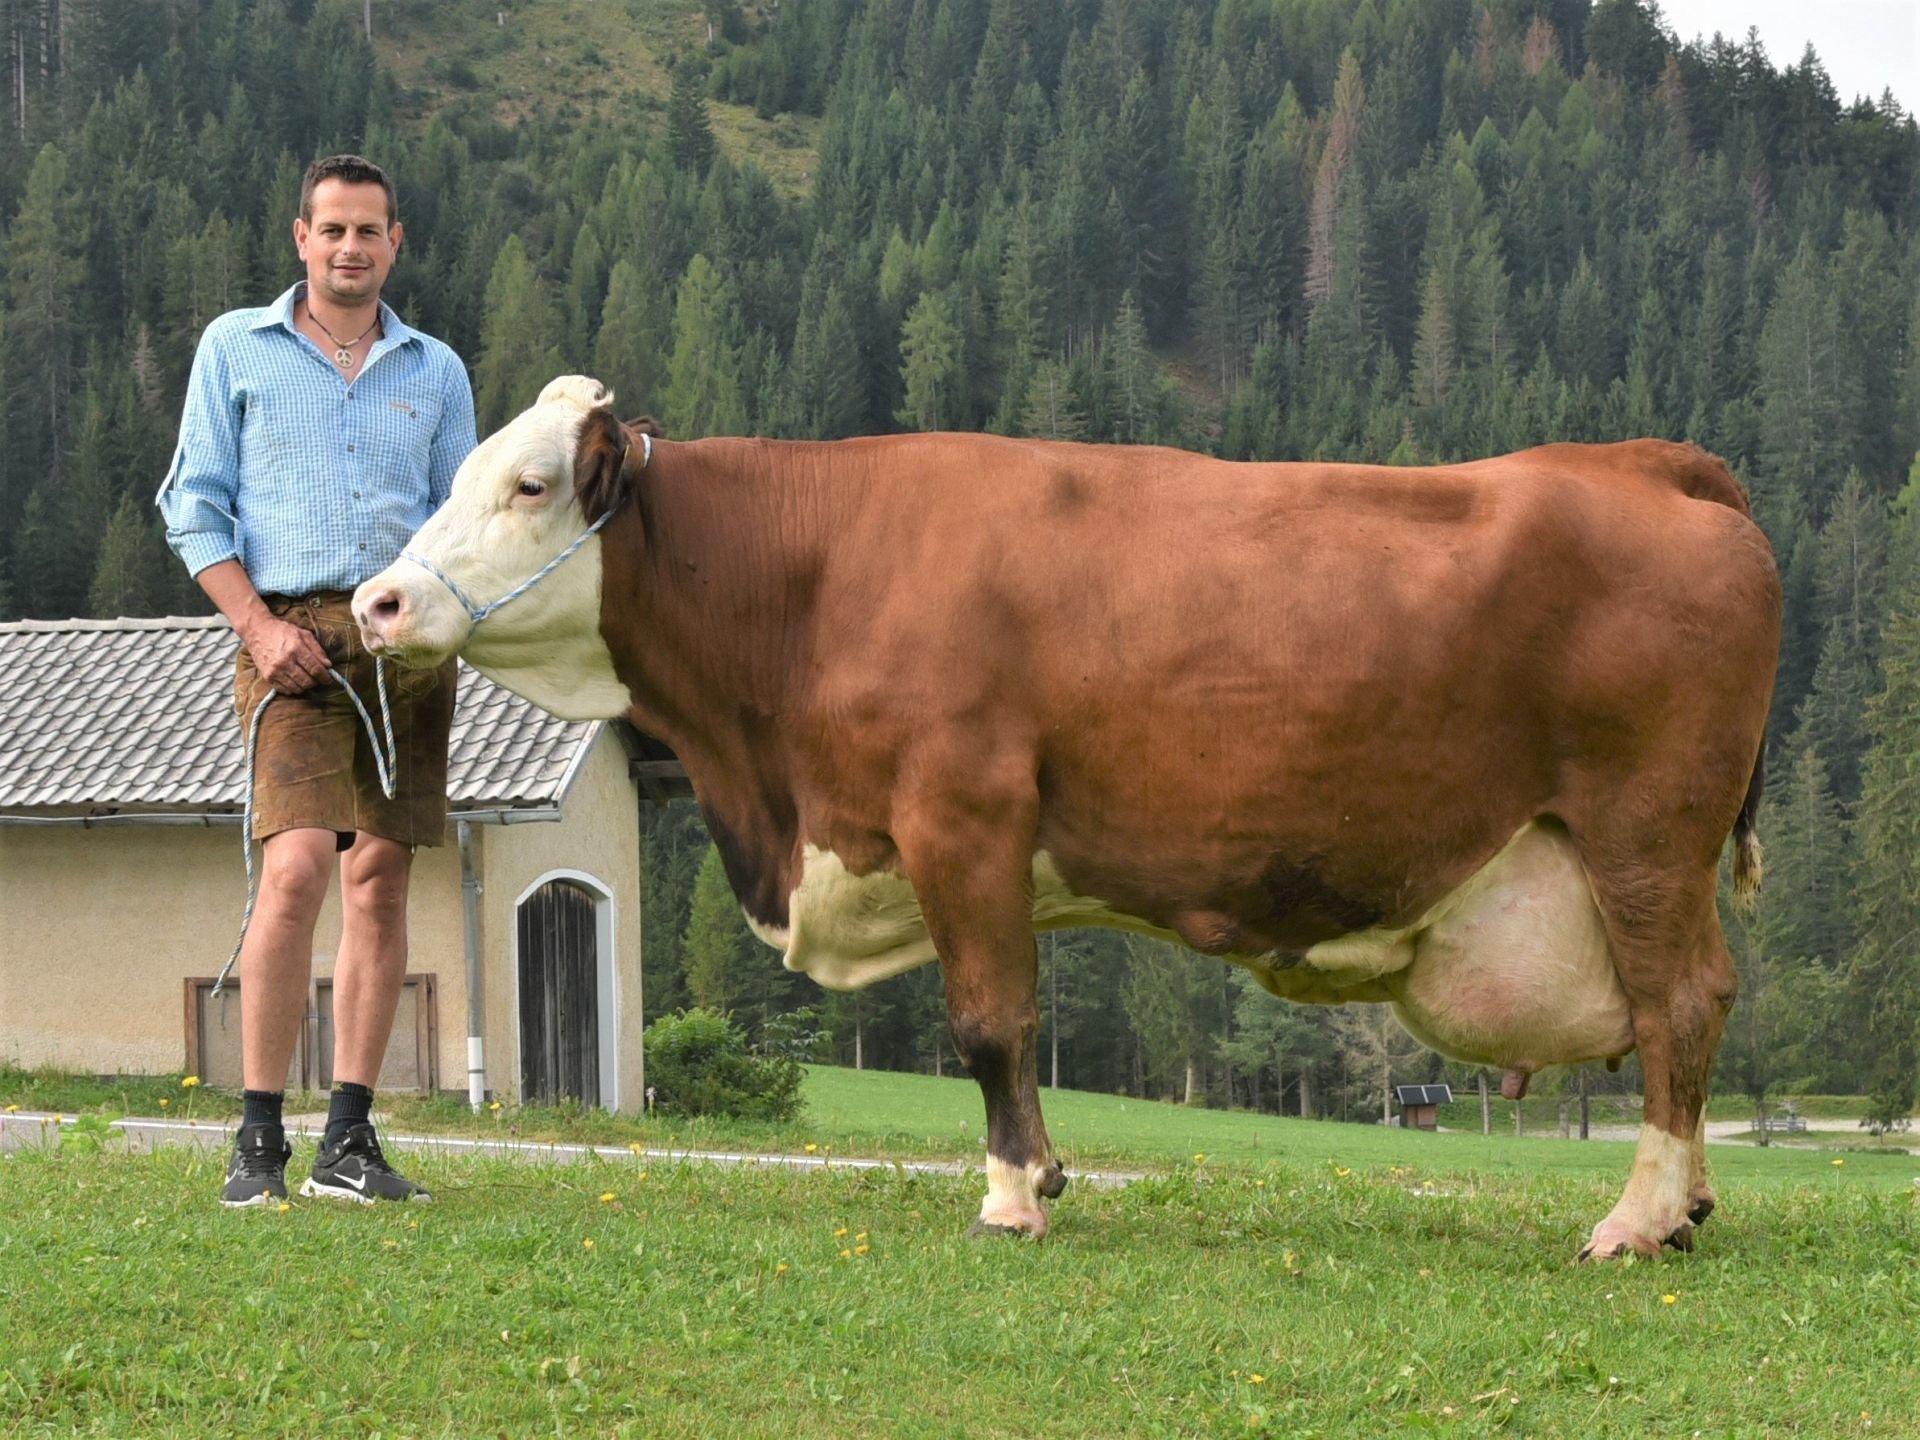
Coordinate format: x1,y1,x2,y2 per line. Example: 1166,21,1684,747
335,348,355,369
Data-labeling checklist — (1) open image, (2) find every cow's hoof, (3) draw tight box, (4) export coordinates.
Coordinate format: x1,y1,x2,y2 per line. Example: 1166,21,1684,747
968,1217,1044,1241
1687,1188,1716,1226
1577,1219,1662,1262
1663,1220,1696,1253
1037,1162,1069,1200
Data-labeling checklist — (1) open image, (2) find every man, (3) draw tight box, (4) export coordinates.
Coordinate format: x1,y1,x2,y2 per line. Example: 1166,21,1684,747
158,155,477,1207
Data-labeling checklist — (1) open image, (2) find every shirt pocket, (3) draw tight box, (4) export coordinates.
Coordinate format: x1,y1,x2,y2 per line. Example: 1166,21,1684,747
382,384,444,437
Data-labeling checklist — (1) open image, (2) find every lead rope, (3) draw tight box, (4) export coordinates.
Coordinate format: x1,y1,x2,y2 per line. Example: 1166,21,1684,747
215,430,648,994
213,660,398,996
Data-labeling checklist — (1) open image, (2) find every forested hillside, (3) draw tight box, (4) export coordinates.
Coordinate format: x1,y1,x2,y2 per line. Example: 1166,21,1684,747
4,0,1916,1122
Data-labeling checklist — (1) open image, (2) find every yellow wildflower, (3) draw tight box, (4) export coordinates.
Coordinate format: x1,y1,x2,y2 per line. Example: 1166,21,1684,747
1661,1294,1677,1305
1832,1159,1845,1167
1250,1374,1267,1385
804,1143,819,1154
840,1248,852,1259
276,1203,291,1214
855,1231,868,1242
775,1263,788,1275
1335,1167,1352,1178
1194,1153,1206,1164
157,1098,170,1109
627,1142,645,1155
599,1192,617,1204
834,1226,848,1237
855,1244,870,1255
181,1076,200,1089
488,1101,502,1112
3,1104,16,1113
583,1238,596,1250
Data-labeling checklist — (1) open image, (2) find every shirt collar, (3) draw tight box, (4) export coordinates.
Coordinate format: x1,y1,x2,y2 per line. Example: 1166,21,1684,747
251,281,416,349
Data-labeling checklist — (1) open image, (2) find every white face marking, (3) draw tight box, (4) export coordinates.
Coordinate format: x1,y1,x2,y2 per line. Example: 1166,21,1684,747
353,375,633,721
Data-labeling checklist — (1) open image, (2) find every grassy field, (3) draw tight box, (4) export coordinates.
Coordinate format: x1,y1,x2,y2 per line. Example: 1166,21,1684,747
373,0,822,201
4,1067,1918,1436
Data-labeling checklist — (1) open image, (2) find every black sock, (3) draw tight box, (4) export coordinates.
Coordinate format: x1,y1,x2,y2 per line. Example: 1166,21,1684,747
242,1090,284,1132
324,1082,374,1148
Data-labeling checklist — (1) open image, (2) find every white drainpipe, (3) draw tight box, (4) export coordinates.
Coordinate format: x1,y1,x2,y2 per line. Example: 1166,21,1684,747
457,820,487,1110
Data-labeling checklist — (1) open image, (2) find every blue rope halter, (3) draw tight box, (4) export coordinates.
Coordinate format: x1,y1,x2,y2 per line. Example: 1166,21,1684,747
399,430,648,624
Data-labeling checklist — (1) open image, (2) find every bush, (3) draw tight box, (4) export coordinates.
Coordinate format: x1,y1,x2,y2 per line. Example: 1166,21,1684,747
641,1007,819,1122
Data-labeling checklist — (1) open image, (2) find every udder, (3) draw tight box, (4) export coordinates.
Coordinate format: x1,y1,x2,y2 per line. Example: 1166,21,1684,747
1381,821,1635,1070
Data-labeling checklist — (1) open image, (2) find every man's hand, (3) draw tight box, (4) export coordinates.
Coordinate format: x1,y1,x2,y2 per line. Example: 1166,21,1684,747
195,560,336,695
241,613,334,693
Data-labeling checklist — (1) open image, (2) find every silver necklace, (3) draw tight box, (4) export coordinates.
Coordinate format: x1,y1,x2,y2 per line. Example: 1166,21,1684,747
308,309,377,369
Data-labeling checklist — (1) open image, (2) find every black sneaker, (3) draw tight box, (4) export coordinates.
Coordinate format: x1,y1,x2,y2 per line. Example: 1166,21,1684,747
300,1122,431,1204
221,1122,291,1208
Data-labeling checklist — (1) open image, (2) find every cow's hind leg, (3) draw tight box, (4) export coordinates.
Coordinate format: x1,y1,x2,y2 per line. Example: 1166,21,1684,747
1579,869,1735,1261
897,795,1065,1238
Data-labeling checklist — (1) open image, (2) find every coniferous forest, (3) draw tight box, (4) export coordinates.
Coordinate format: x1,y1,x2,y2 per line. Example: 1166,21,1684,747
4,0,1917,1124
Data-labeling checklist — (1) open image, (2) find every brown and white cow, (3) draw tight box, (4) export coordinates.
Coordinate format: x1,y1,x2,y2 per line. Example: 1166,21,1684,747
354,376,1780,1259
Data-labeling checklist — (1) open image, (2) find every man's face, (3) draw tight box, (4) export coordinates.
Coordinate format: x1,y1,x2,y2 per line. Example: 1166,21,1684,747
294,178,403,310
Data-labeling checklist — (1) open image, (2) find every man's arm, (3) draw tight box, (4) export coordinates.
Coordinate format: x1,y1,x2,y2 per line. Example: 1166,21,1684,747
196,559,332,694
158,321,330,694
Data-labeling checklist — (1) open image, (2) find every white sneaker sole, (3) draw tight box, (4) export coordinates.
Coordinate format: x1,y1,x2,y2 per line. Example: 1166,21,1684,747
299,1176,376,1205
219,1188,283,1209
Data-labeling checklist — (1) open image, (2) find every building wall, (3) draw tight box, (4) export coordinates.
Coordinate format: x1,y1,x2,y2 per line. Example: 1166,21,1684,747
475,734,644,1111
0,731,641,1105
0,821,456,1078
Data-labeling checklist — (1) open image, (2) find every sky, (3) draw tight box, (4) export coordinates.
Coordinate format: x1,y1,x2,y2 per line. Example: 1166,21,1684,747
1653,0,1919,114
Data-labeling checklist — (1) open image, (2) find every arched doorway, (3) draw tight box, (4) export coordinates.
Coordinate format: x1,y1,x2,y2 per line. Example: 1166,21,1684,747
516,874,616,1107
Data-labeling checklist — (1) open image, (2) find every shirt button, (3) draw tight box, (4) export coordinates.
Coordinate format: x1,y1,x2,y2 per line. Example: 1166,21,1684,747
346,444,355,453
358,543,367,551
353,490,362,499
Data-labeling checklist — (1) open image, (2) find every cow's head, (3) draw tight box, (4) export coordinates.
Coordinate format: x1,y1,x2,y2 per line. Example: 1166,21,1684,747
352,374,646,720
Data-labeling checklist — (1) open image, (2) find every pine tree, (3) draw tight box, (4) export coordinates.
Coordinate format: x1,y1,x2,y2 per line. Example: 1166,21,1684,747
666,56,718,175
895,288,964,432
684,844,751,1018
1018,359,1087,441
663,254,749,439
1304,51,1364,318
87,494,168,619
1757,240,1858,527
1410,266,1456,413
591,258,669,416
472,236,566,432
1847,572,1920,1130
6,144,86,485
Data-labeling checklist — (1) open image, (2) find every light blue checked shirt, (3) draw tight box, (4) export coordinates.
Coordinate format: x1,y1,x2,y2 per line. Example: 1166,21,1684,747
158,282,477,595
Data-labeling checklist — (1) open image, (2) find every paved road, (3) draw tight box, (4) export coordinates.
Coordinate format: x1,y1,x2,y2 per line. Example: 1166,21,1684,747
0,1111,1141,1188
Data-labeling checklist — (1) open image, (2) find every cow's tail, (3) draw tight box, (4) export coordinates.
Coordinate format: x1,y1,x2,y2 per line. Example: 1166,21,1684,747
1731,735,1766,911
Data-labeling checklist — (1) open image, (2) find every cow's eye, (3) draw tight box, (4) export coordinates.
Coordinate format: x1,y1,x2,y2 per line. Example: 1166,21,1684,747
516,478,546,499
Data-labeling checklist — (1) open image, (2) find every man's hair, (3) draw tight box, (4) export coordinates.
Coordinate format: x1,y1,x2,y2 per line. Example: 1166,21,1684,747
299,154,398,226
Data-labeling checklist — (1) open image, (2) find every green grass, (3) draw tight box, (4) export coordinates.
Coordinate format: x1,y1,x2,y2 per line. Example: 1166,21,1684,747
4,1067,1919,1435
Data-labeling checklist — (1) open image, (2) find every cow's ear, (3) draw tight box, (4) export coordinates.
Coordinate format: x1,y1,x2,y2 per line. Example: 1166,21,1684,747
574,405,637,522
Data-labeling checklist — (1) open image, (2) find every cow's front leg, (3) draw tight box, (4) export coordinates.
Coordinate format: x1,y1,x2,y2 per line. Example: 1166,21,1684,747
898,794,1066,1238
947,945,1067,1238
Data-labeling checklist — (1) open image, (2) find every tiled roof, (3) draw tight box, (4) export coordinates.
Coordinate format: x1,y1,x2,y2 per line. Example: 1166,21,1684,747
0,616,602,813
